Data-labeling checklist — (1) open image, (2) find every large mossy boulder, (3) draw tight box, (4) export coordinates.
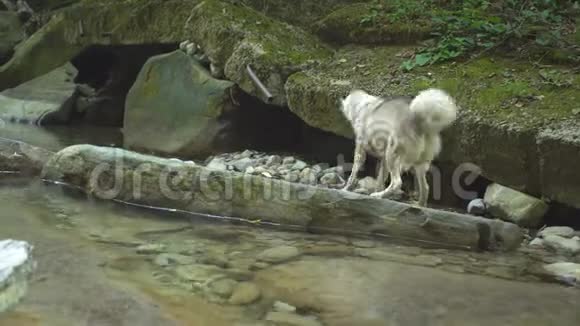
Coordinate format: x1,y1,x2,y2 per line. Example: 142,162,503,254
0,0,331,106
0,62,78,125
124,50,236,158
285,45,580,209
0,12,25,65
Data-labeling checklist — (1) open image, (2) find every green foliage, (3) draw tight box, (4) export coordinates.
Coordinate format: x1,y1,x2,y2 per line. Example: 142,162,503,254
360,0,433,26
362,0,580,71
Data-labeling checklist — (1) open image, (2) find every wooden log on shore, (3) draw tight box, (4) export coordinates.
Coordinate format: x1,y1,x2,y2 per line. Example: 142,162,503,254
40,144,524,251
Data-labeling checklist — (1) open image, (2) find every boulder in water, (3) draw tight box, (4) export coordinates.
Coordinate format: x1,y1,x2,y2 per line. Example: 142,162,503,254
0,239,35,313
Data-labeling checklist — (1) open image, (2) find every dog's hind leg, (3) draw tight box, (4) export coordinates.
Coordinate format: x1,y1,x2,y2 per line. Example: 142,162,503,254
415,163,430,207
342,141,366,191
375,157,388,192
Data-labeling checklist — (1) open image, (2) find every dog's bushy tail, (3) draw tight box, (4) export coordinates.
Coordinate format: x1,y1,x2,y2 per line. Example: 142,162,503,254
409,88,458,132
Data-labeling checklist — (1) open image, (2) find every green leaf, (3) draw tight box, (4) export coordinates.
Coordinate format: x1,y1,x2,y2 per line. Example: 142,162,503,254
414,53,432,66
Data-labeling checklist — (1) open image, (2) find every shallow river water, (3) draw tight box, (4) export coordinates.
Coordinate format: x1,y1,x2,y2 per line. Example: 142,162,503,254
1,125,579,326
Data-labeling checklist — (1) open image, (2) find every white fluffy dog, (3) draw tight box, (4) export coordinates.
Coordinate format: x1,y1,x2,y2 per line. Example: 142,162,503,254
340,88,458,207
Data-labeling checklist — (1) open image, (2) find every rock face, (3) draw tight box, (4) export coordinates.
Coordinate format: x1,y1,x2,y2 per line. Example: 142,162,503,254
484,183,548,228
0,12,25,65
124,50,236,158
0,0,331,106
0,62,78,125
0,239,35,313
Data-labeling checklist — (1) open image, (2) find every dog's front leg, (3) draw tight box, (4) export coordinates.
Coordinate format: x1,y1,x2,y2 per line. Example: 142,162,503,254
371,157,402,199
342,141,366,191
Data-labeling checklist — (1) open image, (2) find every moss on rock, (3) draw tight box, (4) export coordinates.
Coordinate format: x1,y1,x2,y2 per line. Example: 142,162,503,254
315,2,432,45
184,0,332,105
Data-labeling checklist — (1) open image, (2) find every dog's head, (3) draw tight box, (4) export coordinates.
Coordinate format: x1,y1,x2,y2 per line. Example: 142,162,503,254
340,89,370,122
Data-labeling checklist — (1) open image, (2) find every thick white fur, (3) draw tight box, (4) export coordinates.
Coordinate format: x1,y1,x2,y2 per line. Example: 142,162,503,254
340,88,458,207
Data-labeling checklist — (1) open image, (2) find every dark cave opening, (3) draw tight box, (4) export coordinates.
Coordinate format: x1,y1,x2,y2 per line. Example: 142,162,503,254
69,43,177,126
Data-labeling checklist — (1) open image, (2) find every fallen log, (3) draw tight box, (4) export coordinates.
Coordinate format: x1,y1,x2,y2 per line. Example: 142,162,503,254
40,144,524,251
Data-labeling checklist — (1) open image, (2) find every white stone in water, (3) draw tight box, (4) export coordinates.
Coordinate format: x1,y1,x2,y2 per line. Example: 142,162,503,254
257,246,301,263
245,166,255,174
184,160,196,166
538,226,575,239
0,239,34,313
136,243,166,255
467,198,487,216
179,40,189,51
229,282,261,305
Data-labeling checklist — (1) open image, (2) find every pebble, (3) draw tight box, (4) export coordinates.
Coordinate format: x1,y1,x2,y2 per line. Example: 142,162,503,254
201,254,230,268
245,166,256,174
266,155,282,166
232,158,253,172
206,158,227,171
284,171,300,183
136,243,166,255
273,301,297,313
291,160,308,171
283,156,296,165
250,261,271,271
319,172,341,186
467,198,487,216
257,246,301,263
229,282,261,305
210,278,238,298
264,312,323,326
